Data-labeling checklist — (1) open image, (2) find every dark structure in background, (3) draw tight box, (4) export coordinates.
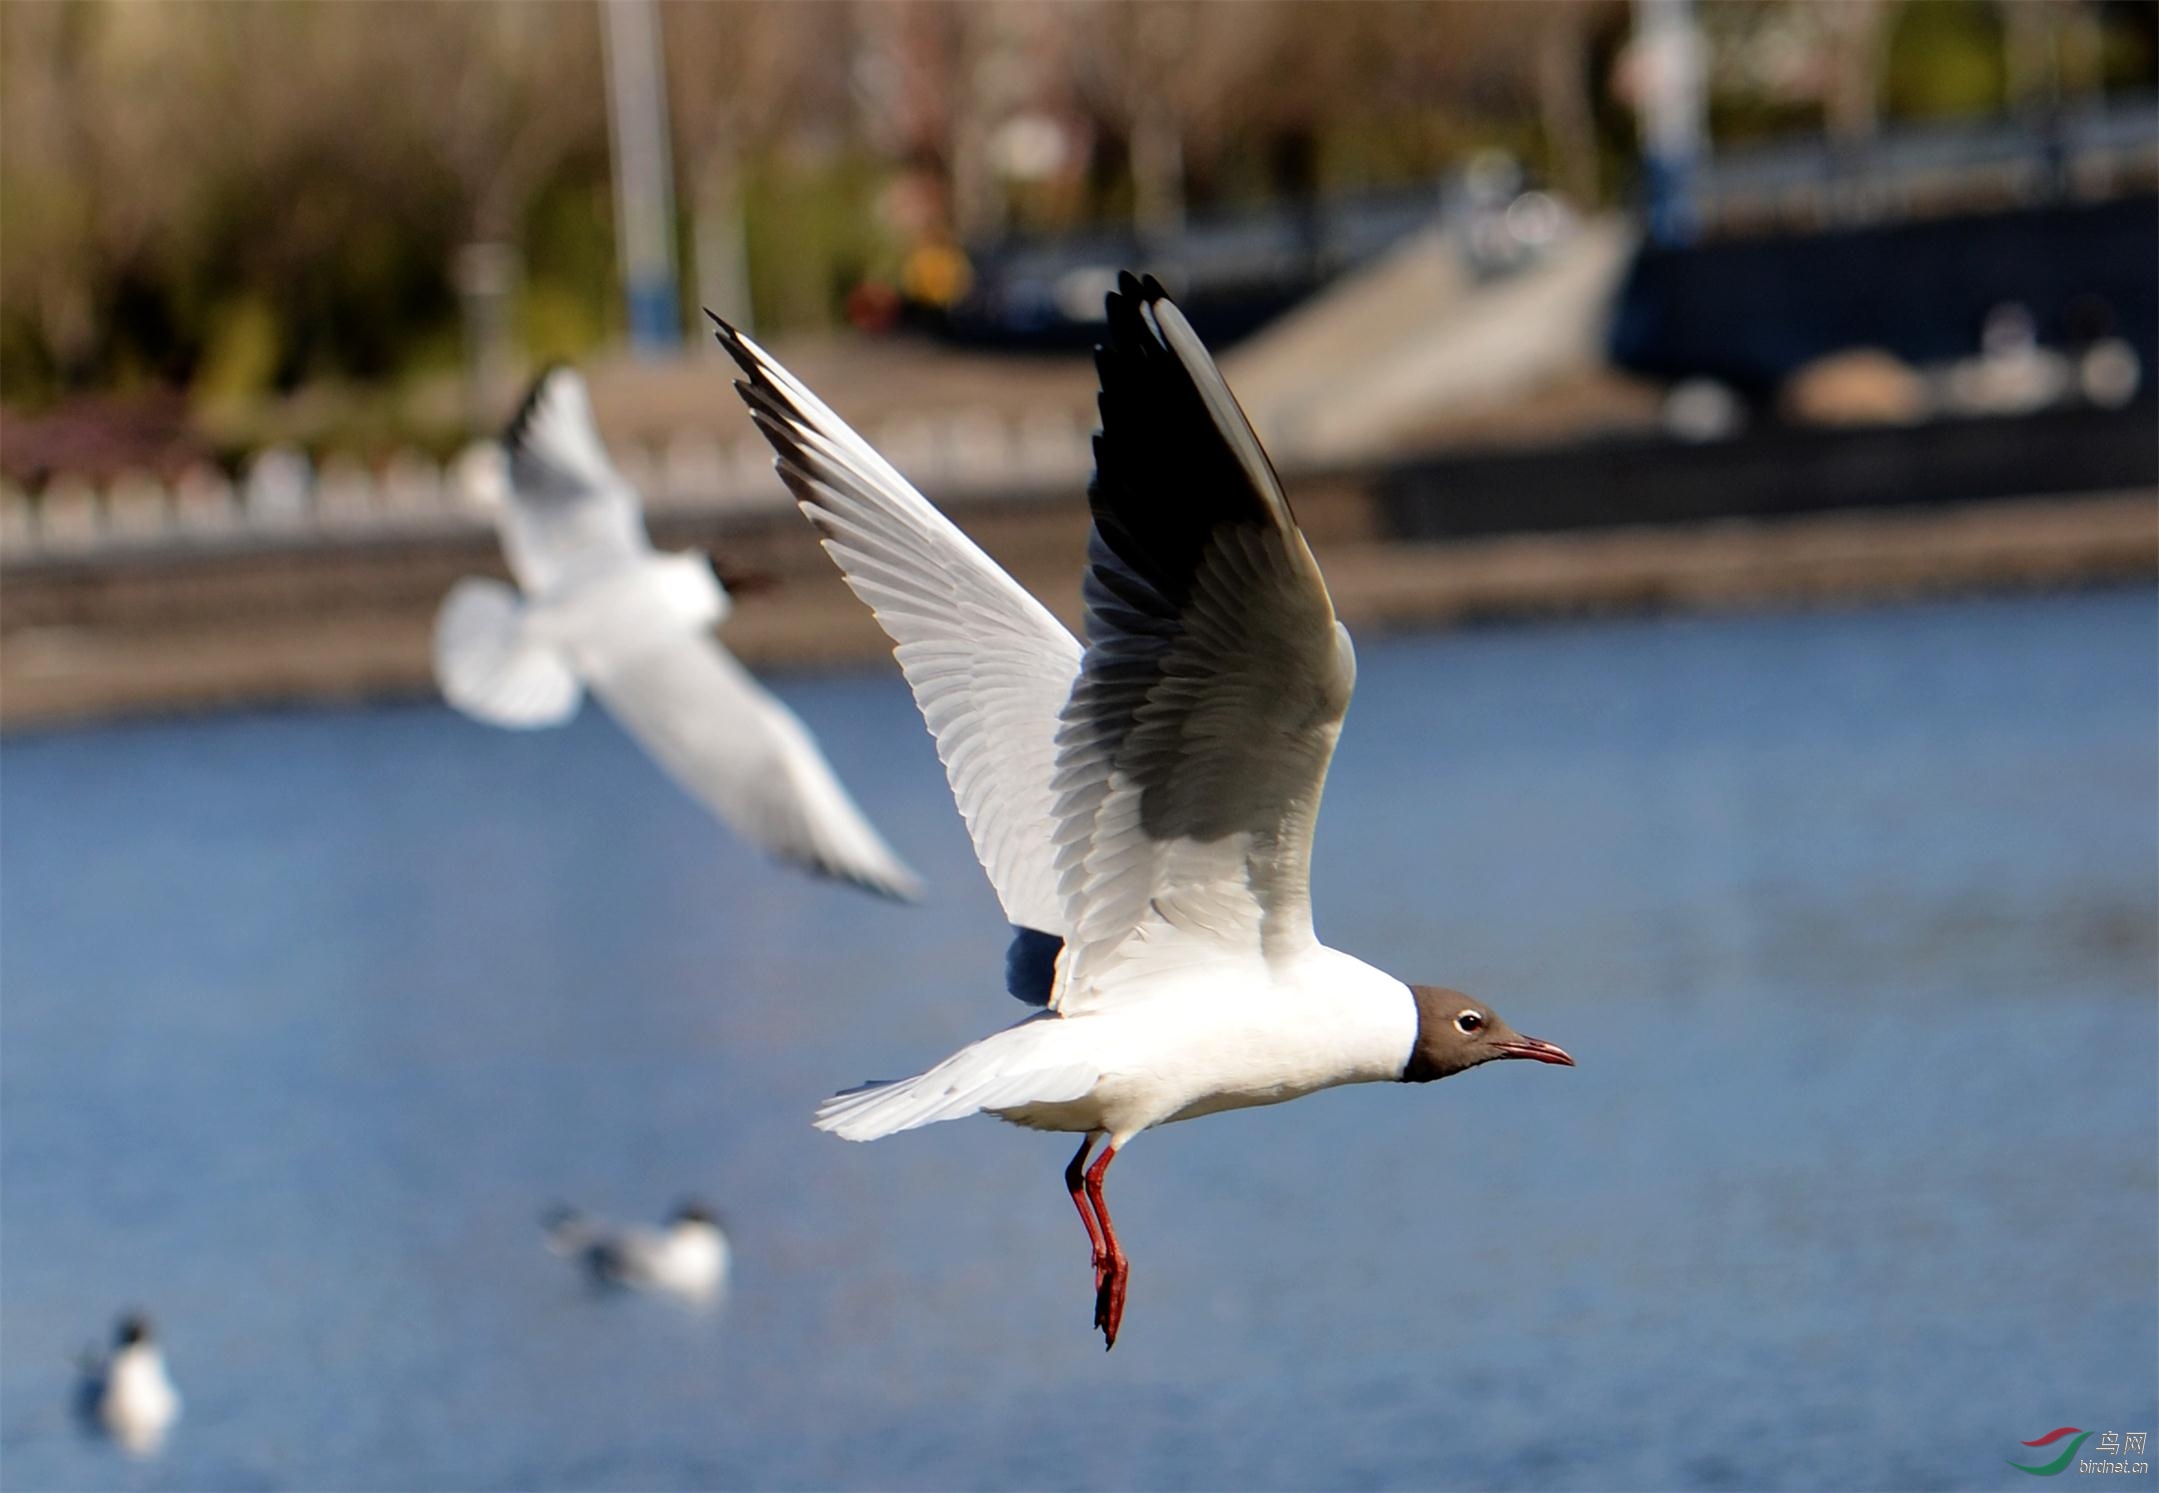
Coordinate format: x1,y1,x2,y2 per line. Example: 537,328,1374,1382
1388,186,2159,540
1379,398,2158,541
1609,195,2159,394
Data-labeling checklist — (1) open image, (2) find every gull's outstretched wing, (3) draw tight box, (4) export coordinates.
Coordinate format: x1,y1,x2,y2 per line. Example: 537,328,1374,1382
497,367,651,596
1051,273,1355,1006
713,317,1080,937
589,629,923,901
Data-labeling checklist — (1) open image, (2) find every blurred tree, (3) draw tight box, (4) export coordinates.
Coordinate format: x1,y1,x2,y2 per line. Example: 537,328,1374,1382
1883,0,2008,118
1,3,201,392
1823,1,1893,141
1,0,603,414
1538,0,1611,207
6,0,2143,423
1064,2,1216,241
2095,0,2159,90
664,1,841,337
319,2,604,421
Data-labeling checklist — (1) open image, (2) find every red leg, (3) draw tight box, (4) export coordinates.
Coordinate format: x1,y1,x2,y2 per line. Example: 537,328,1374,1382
1064,1134,1107,1288
1084,1143,1129,1349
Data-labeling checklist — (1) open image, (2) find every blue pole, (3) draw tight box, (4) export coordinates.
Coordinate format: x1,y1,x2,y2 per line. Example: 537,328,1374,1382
1633,0,1707,246
600,0,682,353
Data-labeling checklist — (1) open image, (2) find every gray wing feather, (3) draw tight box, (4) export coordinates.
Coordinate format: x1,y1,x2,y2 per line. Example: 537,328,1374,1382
1050,274,1354,1002
497,367,650,594
588,632,922,900
713,317,1079,932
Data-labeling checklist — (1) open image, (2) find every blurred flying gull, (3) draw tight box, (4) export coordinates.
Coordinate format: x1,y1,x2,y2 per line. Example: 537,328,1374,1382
433,367,921,900
77,1312,180,1458
544,1200,730,1305
714,273,1572,1350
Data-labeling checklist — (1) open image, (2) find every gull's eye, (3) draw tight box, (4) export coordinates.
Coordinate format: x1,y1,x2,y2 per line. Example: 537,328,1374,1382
1455,1010,1484,1034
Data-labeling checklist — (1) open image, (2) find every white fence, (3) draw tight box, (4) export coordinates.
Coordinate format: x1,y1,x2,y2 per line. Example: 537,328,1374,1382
0,407,1096,565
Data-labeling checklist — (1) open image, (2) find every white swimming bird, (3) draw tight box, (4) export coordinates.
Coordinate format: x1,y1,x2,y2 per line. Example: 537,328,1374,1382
433,367,921,899
543,1200,731,1305
713,274,1573,1349
79,1313,180,1457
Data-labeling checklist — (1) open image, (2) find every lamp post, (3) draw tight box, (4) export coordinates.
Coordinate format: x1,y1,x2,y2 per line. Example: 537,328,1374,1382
1632,0,1707,246
601,0,682,353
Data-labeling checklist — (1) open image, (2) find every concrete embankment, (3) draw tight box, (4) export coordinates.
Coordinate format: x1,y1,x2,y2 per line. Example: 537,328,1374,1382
2,479,2150,731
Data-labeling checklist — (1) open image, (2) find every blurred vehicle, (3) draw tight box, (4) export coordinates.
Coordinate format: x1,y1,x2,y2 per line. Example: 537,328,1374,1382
922,168,1574,349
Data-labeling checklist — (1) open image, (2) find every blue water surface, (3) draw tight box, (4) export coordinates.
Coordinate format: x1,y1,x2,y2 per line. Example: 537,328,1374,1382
3,589,2154,1491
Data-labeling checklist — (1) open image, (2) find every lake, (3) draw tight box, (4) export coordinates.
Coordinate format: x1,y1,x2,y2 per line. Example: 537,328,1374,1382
3,588,2154,1490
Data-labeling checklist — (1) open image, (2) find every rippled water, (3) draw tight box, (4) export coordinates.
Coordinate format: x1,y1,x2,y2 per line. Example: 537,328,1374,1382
4,589,2154,1491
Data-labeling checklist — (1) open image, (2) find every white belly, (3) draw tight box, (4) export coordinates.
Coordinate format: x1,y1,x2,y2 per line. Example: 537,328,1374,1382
100,1349,179,1455
990,950,1417,1142
611,1224,730,1303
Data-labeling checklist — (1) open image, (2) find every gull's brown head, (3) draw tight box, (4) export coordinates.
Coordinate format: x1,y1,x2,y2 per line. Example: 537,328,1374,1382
1401,985,1574,1082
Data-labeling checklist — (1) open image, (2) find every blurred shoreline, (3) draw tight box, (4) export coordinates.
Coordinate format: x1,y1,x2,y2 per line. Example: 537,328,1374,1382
3,481,2149,732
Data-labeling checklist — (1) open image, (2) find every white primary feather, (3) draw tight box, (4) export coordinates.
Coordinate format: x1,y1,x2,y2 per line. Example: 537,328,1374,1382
433,366,920,899
716,322,1080,933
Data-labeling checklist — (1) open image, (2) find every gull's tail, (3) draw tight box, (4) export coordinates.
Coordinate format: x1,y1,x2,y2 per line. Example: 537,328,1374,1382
814,1017,1098,1140
433,577,583,728
541,1205,598,1258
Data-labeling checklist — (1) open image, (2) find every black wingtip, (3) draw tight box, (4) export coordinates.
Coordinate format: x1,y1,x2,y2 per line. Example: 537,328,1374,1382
503,361,574,449
709,314,763,383
1099,270,1157,357
706,307,748,353
1105,270,1173,310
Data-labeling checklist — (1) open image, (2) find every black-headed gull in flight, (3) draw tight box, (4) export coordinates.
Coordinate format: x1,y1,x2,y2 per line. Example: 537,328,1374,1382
434,367,921,899
714,274,1572,1349
78,1313,180,1457
543,1200,731,1305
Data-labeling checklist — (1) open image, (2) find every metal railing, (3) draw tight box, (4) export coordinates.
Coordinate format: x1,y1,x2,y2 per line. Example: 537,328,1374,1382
0,406,1097,567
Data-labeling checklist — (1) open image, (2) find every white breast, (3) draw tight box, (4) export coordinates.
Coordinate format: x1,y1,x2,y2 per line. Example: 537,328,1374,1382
99,1345,180,1456
616,1221,731,1303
